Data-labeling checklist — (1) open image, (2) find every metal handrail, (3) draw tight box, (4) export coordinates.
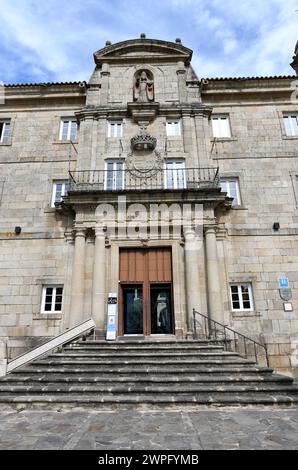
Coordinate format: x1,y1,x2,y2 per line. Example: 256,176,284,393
68,167,220,192
193,308,269,367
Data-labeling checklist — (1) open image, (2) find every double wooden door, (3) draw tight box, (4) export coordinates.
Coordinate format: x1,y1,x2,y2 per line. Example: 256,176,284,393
119,248,174,336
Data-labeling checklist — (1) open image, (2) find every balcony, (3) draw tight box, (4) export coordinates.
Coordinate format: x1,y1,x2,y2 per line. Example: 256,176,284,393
68,167,219,193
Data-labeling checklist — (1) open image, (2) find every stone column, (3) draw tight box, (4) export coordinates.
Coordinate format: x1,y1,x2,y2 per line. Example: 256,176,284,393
184,228,202,335
69,228,86,327
205,225,223,324
92,226,106,333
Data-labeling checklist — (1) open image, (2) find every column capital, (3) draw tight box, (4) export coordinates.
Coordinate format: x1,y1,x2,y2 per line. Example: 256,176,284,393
94,225,106,238
204,224,217,235
74,227,87,239
64,229,74,244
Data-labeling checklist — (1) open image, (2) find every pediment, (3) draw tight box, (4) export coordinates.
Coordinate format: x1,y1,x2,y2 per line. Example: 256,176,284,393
94,39,192,65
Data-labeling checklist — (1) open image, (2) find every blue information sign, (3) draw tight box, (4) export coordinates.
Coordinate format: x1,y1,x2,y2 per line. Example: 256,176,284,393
278,278,289,288
106,293,118,340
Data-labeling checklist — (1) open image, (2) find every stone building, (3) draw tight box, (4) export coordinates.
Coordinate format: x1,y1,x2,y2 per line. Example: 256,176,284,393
0,35,298,376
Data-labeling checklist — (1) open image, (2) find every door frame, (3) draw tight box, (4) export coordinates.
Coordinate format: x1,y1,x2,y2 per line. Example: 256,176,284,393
118,248,174,336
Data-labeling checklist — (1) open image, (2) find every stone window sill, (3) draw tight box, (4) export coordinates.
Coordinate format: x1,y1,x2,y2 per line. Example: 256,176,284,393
0,142,12,146
282,135,298,140
53,140,78,145
211,137,238,142
231,206,248,211
34,314,63,320
231,310,260,318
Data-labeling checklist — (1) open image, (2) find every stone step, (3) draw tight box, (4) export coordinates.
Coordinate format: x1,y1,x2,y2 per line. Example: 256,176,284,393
0,383,297,394
2,337,296,409
48,352,239,360
25,360,254,374
81,339,219,348
1,373,291,384
64,346,225,353
0,393,297,407
13,365,273,375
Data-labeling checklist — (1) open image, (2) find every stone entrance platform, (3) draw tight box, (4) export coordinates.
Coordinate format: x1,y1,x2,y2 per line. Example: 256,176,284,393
0,408,297,450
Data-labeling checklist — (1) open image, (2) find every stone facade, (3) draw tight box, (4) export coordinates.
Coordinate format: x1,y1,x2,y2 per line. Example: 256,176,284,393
0,36,297,376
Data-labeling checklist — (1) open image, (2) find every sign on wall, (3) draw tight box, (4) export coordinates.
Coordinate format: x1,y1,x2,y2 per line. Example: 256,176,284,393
106,293,118,341
278,278,289,288
279,288,292,301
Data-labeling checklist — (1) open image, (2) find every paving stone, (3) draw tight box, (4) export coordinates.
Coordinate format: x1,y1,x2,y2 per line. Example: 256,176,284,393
0,409,298,450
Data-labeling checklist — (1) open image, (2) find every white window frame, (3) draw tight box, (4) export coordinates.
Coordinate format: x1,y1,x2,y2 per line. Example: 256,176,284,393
220,178,241,206
211,115,231,138
51,180,69,207
108,121,123,138
41,285,64,314
104,160,125,190
166,120,181,137
283,114,298,137
230,283,254,311
0,120,11,143
59,119,77,141
164,160,186,189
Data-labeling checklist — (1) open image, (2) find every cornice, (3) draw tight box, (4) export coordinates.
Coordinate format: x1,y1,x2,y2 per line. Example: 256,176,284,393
93,38,193,66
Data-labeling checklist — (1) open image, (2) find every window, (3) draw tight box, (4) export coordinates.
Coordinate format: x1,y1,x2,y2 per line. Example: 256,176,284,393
165,160,186,189
105,160,124,190
220,179,241,206
211,115,231,138
51,181,69,207
108,121,123,138
230,283,253,311
166,121,181,137
283,114,298,136
59,119,77,141
41,285,63,314
0,121,11,143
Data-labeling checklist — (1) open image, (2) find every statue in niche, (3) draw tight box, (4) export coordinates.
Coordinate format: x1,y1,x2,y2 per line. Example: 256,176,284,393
133,70,154,102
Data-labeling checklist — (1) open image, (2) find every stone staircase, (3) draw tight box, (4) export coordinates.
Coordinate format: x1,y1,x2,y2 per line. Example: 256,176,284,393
0,339,297,408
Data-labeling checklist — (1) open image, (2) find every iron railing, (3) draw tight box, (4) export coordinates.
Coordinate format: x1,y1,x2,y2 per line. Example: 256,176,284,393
68,167,219,192
193,308,269,367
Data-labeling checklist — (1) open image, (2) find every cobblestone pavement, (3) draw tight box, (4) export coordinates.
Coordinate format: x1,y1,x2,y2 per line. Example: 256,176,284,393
0,408,298,450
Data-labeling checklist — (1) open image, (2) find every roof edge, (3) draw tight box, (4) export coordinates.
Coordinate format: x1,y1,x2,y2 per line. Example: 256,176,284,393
202,75,296,81
3,81,86,88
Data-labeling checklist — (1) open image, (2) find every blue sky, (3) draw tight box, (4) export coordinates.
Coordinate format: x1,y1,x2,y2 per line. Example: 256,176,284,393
0,0,297,84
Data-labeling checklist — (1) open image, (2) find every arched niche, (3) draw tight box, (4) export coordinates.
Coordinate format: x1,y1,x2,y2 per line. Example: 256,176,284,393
133,69,154,102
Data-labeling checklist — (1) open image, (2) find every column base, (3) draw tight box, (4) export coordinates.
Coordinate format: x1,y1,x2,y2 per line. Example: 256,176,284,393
186,331,194,340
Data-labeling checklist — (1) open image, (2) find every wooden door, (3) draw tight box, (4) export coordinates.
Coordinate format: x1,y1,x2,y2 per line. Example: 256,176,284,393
119,248,173,335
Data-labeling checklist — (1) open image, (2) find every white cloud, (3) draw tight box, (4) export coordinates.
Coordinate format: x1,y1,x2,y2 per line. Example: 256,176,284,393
0,0,296,83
